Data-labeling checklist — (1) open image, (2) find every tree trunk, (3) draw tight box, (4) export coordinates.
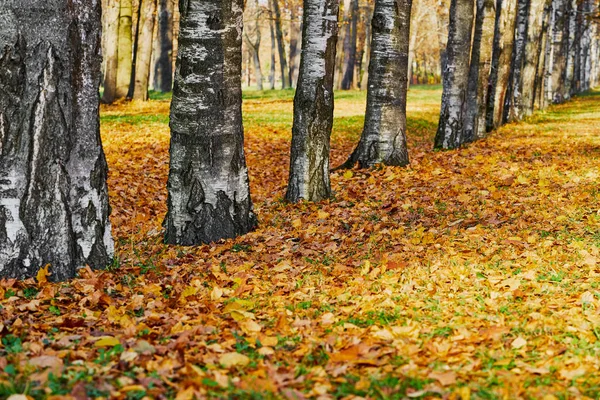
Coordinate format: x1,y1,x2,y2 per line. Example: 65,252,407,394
165,0,257,245
464,0,495,142
340,0,359,90
503,0,531,123
0,0,113,281
269,3,277,90
361,3,373,90
355,4,368,90
153,0,174,92
172,0,180,79
286,0,340,202
533,4,550,110
102,0,120,103
339,0,413,168
289,5,301,87
244,0,263,90
132,0,157,100
485,0,517,131
407,0,420,88
434,0,474,149
272,0,290,89
116,0,134,98
521,0,547,114
550,0,568,102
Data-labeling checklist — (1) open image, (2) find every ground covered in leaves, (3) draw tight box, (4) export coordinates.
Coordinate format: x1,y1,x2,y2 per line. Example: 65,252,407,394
2,87,600,399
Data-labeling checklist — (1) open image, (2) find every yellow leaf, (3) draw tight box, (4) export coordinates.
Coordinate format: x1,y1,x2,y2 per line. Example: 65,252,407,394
95,336,120,347
211,286,223,301
219,352,250,368
317,210,330,219
36,264,50,284
343,170,354,179
292,218,302,228
511,336,527,349
517,175,529,185
361,260,371,275
180,286,199,300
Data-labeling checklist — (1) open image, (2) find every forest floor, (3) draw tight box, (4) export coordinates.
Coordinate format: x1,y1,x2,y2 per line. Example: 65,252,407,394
2,86,600,399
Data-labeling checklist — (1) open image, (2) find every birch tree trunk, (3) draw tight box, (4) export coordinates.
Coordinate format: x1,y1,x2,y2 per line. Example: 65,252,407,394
165,0,257,245
433,0,474,149
0,0,113,281
286,0,340,202
486,0,517,130
289,5,301,87
520,0,547,115
153,0,174,92
503,0,531,123
116,0,134,98
132,0,157,100
102,0,120,103
464,0,495,141
269,3,277,89
340,0,413,168
244,0,263,90
272,0,291,88
550,0,568,102
340,0,358,90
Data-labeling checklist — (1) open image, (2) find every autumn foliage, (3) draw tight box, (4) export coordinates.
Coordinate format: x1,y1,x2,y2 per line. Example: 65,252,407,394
2,87,600,399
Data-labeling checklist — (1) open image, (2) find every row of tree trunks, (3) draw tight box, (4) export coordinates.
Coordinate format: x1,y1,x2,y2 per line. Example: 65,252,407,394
0,0,113,280
435,0,600,151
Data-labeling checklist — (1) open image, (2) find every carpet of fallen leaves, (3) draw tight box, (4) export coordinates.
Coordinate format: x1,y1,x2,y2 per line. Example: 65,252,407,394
2,87,600,400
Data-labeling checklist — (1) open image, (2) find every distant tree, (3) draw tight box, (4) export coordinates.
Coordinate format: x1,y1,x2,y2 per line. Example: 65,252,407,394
339,0,413,168
116,0,134,98
340,0,359,89
102,0,120,103
132,0,157,100
245,0,264,90
165,0,257,245
0,0,113,280
286,0,340,202
271,0,291,88
434,0,474,149
153,0,174,93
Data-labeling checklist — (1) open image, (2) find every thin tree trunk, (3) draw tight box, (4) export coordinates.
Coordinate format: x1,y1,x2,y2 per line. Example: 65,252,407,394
116,0,133,98
486,0,517,131
465,0,495,141
533,4,551,110
269,3,277,90
434,0,475,149
127,0,142,98
132,0,156,100
286,0,340,202
339,0,413,168
272,0,290,88
0,0,113,280
172,0,180,79
521,0,547,114
355,4,367,90
550,0,568,102
244,0,263,90
102,0,120,103
153,0,173,92
289,5,301,87
407,0,420,88
361,3,373,90
165,0,257,245
341,0,359,89
503,0,530,123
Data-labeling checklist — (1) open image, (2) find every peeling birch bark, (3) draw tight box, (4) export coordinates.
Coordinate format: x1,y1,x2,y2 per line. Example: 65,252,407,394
0,0,113,281
340,0,413,168
286,0,340,202
165,0,257,245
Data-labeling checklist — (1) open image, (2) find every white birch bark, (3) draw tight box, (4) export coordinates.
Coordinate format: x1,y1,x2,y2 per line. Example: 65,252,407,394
0,0,113,281
165,0,257,245
340,0,413,167
286,0,340,202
